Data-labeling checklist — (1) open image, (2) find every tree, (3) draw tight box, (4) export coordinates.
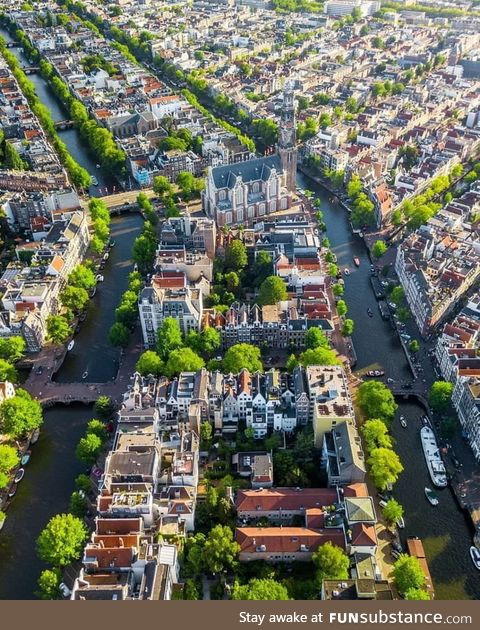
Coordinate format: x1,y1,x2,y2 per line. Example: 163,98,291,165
203,525,240,574
0,444,20,477
0,336,26,363
36,569,61,600
152,175,173,198
69,264,96,290
136,350,163,376
286,354,298,373
109,322,130,347
273,451,308,487
86,419,108,442
332,283,344,297
132,234,157,274
341,319,354,336
392,555,426,596
409,340,420,353
390,286,405,306
0,359,17,383
305,328,329,350
164,347,205,377
60,285,89,313
405,588,430,601
223,343,263,373
232,578,290,601
367,447,403,490
75,433,102,464
372,240,387,259
200,421,213,449
225,240,247,271
187,328,221,358
313,541,350,581
156,317,183,359
298,347,340,367
0,390,43,438
361,419,392,450
251,251,273,287
357,381,398,423
429,381,454,412
69,491,88,518
336,300,348,317
382,498,404,526
258,276,287,306
46,315,70,344
37,514,87,567
94,396,114,419
251,118,278,146
75,473,91,494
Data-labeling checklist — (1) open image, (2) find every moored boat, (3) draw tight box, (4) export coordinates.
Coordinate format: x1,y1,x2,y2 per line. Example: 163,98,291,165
421,426,448,487
425,487,439,506
396,516,405,529
400,418,407,428
353,257,360,267
82,370,88,380
67,340,75,351
91,176,98,186
391,550,401,560
366,370,385,377
470,546,480,570
8,483,17,498
30,428,40,444
14,468,25,483
21,451,31,466
89,287,96,298
103,252,109,261
367,308,373,318
343,268,350,276
0,512,5,532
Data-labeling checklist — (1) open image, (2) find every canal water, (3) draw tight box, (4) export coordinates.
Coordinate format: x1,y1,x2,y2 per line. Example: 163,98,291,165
298,173,480,600
0,31,143,598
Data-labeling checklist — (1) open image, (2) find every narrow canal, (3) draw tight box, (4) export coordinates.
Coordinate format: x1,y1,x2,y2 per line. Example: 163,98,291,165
298,173,480,600
0,31,143,598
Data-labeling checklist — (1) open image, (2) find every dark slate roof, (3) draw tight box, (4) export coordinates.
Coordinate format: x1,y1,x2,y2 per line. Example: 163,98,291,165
211,155,282,189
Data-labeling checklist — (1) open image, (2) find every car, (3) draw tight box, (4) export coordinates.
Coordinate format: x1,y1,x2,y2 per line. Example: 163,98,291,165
388,302,397,310
35,366,43,375
59,582,71,598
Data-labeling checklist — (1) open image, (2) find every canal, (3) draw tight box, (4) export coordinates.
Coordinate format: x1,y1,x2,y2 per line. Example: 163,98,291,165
0,32,143,598
298,172,480,600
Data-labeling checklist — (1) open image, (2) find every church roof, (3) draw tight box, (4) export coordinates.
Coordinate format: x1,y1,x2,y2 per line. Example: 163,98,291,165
211,155,282,189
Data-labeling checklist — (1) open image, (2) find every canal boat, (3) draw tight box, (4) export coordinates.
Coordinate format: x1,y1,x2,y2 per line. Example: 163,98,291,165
343,268,350,276
379,499,388,508
353,256,360,267
392,539,403,553
421,426,448,487
96,164,101,169
366,370,384,377
67,340,75,351
21,451,31,466
95,274,104,282
422,415,430,426
378,300,390,320
109,240,116,247
400,418,407,428
8,484,17,499
391,550,401,560
0,513,5,532
14,468,25,483
30,428,40,444
89,287,96,298
469,546,480,570
102,252,109,261
425,487,439,506
82,370,89,380
91,176,98,186
396,516,405,529
367,308,373,318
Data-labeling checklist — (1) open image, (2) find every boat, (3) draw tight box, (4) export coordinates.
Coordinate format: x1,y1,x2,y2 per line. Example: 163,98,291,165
30,428,40,444
21,451,31,466
89,287,97,298
422,415,430,426
343,268,350,276
91,176,98,186
421,426,448,487
470,546,480,570
79,311,87,322
366,370,385,377
353,257,360,267
367,308,373,318
396,516,405,529
109,240,116,247
425,487,439,506
379,499,388,508
82,370,89,380
392,540,403,553
95,274,104,282
0,514,5,532
378,300,390,320
400,418,407,428
96,164,101,169
67,340,75,351
14,468,25,483
8,484,17,498
103,252,109,261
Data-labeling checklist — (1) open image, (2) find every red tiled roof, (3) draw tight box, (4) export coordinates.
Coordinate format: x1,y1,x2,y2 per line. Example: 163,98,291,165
236,527,346,553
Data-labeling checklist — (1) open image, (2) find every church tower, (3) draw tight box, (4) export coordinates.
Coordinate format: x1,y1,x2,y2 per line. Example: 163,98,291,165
278,84,297,192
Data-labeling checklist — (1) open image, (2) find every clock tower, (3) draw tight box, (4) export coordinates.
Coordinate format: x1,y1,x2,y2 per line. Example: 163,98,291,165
278,84,297,192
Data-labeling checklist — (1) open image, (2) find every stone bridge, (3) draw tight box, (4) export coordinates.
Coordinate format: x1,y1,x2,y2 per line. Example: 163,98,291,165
391,387,429,410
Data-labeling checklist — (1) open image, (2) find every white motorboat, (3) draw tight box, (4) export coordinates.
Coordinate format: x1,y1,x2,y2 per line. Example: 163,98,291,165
396,516,405,529
91,176,98,186
95,274,104,282
470,546,480,570
400,417,407,428
14,468,25,483
421,426,448,487
425,487,439,506
21,451,31,466
30,428,40,444
343,268,350,276
67,340,75,351
82,370,88,380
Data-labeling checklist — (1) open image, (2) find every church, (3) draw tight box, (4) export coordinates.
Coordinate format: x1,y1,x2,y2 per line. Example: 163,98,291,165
202,87,297,227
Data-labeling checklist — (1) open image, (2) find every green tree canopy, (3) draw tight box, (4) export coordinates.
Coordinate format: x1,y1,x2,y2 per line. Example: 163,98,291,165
392,555,426,596
164,347,205,377
152,175,173,198
404,587,430,600
86,419,108,442
361,419,392,450
109,322,130,347
257,275,288,305
36,569,61,600
0,336,26,363
428,381,454,411
94,396,114,419
68,264,96,291
0,359,17,383
298,347,340,367
305,327,330,349
0,444,20,475
37,513,88,567
225,239,248,271
372,240,387,259
0,389,43,438
312,541,350,581
203,524,240,574
46,315,71,344
223,343,263,373
382,498,404,526
367,447,403,490
156,317,183,359
75,433,103,464
136,350,164,376
357,381,398,423
232,578,290,600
